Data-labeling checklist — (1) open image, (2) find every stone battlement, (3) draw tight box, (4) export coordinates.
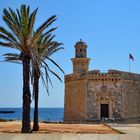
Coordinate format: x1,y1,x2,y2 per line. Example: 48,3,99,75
88,69,140,77
65,69,140,82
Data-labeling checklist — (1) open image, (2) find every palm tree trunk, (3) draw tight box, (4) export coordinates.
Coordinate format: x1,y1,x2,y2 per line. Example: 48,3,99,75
21,52,31,133
33,70,39,131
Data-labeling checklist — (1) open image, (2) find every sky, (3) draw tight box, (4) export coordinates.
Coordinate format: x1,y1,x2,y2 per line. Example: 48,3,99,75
0,0,140,107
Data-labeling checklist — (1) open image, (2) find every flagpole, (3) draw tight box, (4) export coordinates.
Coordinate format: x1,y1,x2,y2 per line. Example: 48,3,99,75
129,53,134,72
129,56,130,72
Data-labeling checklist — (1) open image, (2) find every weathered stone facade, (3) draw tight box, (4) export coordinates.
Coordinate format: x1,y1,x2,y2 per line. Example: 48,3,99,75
64,40,140,123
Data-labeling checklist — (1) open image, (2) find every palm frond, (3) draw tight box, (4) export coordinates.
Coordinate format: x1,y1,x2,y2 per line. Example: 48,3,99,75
3,53,21,63
40,71,49,95
48,47,64,57
31,15,57,44
8,8,21,30
20,5,28,40
0,34,21,50
45,42,63,56
16,9,21,26
3,10,22,42
3,8,13,22
0,41,15,48
42,60,63,83
42,34,52,45
39,36,59,55
3,52,20,56
46,56,64,74
48,67,63,83
44,66,53,87
28,8,38,36
0,26,18,44
46,35,56,44
0,33,15,43
42,27,57,37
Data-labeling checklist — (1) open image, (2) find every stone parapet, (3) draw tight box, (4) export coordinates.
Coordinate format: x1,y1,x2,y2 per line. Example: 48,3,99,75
64,69,140,123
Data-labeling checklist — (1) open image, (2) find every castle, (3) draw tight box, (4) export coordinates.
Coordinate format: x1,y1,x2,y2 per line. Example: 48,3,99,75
64,40,140,123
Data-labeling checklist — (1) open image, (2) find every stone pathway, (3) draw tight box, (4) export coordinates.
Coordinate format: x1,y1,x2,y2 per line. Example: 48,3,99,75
0,134,140,140
108,123,140,134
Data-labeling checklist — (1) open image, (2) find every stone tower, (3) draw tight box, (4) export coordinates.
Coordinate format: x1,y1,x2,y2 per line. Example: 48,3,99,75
71,39,90,74
64,40,90,123
64,40,140,123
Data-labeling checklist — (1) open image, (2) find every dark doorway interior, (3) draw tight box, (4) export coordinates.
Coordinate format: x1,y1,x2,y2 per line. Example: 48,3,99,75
101,104,109,118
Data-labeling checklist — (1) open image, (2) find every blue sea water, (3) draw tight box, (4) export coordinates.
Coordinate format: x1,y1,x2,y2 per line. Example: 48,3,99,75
0,108,64,122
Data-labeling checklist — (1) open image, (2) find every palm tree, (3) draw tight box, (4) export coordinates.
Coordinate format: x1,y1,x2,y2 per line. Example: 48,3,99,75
3,35,64,131
0,5,57,133
31,35,64,131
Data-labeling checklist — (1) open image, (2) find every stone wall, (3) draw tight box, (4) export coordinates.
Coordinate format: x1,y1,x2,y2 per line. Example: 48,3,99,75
87,77,123,121
64,70,140,123
64,76,87,123
122,79,140,119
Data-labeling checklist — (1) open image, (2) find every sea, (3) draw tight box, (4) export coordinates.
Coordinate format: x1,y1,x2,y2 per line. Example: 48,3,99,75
0,108,64,122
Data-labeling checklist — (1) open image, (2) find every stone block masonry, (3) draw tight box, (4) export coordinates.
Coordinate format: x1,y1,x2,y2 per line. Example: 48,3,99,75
64,40,140,123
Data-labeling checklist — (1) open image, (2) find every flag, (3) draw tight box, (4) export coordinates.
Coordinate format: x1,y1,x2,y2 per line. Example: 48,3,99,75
129,53,134,61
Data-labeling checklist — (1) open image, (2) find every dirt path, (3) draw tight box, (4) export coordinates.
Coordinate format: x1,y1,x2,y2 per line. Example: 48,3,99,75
0,121,119,134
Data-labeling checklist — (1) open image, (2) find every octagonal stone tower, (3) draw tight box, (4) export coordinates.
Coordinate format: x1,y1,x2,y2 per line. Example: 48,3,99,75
64,39,90,123
71,39,90,74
